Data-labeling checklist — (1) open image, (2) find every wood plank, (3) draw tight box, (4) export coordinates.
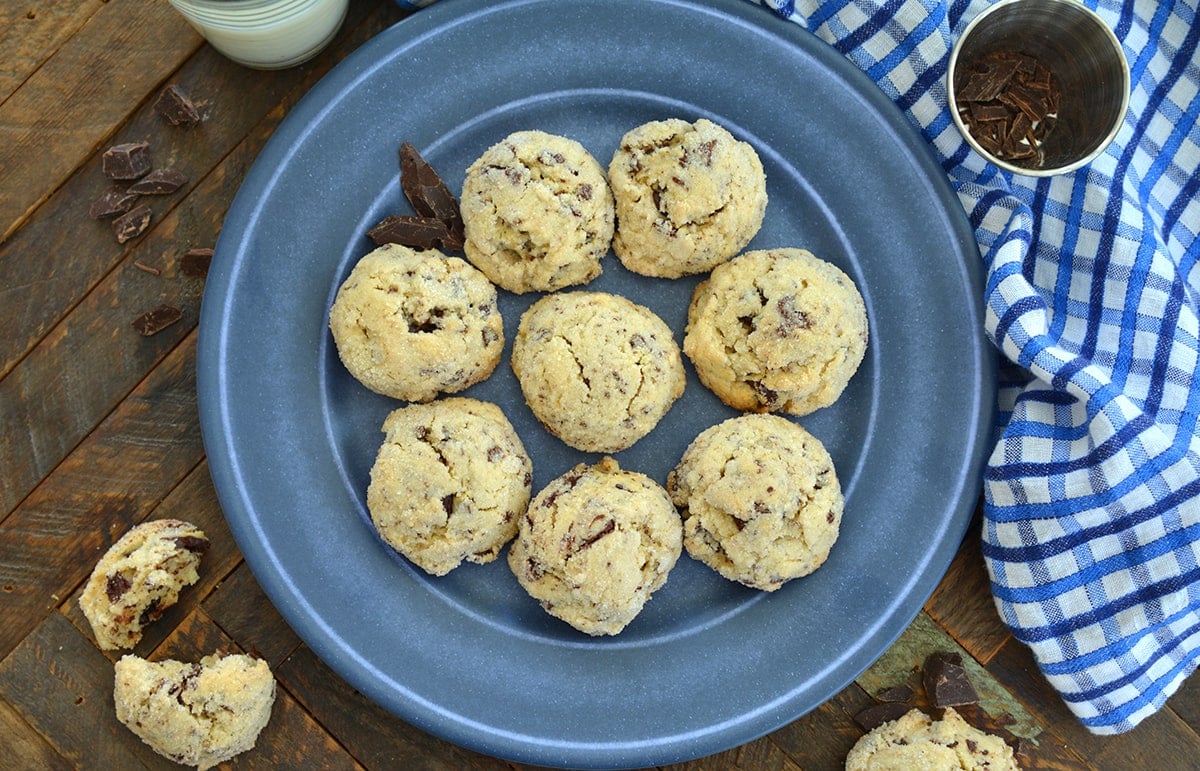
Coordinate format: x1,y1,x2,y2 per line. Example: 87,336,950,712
0,0,103,106
201,561,302,668
0,611,174,769
0,0,203,242
666,735,802,771
0,695,74,771
763,685,877,771
987,635,1200,769
924,505,1013,665
0,0,400,382
1168,668,1200,735
0,0,406,519
0,332,205,661
275,643,506,771
60,460,245,659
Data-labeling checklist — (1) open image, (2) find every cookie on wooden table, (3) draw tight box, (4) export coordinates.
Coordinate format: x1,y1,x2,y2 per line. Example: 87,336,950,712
461,130,614,293
510,291,685,453
683,248,867,415
608,118,767,278
667,414,842,591
366,397,533,576
508,457,682,636
79,518,210,650
328,243,504,402
114,652,275,770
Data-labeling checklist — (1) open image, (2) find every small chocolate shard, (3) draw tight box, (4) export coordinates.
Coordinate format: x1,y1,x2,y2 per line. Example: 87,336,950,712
89,186,140,219
399,142,464,243
854,702,912,732
923,651,979,708
154,84,201,126
131,303,183,336
112,204,153,243
102,141,152,180
875,684,915,703
368,214,462,251
128,168,189,195
180,247,213,278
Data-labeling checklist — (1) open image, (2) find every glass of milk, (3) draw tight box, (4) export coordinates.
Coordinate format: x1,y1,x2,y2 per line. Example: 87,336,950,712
168,0,350,70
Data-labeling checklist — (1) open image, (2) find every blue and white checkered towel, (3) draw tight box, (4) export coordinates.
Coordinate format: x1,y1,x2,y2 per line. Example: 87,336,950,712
758,0,1200,735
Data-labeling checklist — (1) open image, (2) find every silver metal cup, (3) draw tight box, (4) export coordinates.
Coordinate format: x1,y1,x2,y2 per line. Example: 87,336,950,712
947,0,1130,176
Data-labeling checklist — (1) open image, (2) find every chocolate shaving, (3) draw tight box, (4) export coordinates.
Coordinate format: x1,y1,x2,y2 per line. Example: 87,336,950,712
133,261,161,276
154,84,201,126
875,684,915,703
956,49,1062,169
102,141,152,180
128,168,189,195
368,214,462,251
112,204,153,243
180,248,213,278
923,651,979,708
131,303,182,336
89,186,140,219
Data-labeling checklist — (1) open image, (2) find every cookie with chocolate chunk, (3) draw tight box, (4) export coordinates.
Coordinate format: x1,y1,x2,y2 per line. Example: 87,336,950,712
609,118,767,278
510,291,685,453
328,243,504,402
367,398,533,576
114,652,275,770
79,519,210,650
508,457,682,636
667,414,842,591
845,707,1019,770
461,130,614,293
683,248,868,415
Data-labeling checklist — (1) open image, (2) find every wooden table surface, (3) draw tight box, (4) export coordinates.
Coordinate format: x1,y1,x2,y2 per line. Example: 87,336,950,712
3,1,1199,769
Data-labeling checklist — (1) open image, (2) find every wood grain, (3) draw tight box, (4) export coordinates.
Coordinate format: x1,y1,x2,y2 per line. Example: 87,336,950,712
0,0,103,106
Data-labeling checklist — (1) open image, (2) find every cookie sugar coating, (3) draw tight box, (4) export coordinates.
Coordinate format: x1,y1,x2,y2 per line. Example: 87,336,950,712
461,130,614,293
79,518,210,650
508,457,682,636
510,291,685,453
609,118,767,278
328,243,503,403
683,248,868,416
845,707,1019,770
667,414,843,591
114,653,276,770
367,398,532,576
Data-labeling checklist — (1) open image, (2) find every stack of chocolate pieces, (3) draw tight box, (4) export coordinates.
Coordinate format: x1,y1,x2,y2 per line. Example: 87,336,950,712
955,49,1062,168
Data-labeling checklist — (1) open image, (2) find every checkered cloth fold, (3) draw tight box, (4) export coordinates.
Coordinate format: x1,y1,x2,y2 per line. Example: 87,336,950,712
759,0,1200,734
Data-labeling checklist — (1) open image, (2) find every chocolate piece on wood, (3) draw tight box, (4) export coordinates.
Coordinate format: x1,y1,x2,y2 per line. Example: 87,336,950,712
180,248,213,278
154,84,201,126
131,304,183,336
102,142,152,180
89,186,140,219
367,214,462,251
875,684,915,703
399,142,464,242
128,168,189,195
923,651,980,708
111,204,153,243
853,702,913,732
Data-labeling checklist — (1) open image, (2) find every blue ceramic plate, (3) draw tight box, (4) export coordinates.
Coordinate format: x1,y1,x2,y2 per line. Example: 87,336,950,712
197,0,995,767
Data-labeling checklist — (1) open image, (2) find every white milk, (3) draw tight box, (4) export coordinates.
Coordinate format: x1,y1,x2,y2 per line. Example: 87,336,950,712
168,0,349,70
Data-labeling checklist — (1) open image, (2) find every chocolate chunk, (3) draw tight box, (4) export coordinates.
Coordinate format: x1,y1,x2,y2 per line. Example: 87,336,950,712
128,168,189,195
368,214,463,251
154,84,201,126
399,142,464,242
956,48,1062,169
102,141,152,180
131,303,183,336
180,247,213,278
105,573,132,603
89,186,140,219
875,684,915,703
854,702,913,732
173,535,210,554
112,204,153,243
923,652,979,708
